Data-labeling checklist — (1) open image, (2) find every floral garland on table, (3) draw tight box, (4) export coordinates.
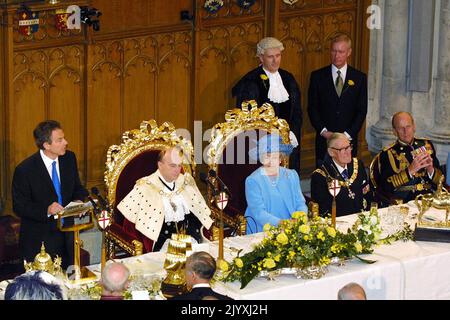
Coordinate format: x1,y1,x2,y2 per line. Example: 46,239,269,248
220,210,413,289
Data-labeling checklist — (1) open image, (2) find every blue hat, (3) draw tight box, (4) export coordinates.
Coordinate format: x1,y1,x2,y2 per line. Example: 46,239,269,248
248,134,294,162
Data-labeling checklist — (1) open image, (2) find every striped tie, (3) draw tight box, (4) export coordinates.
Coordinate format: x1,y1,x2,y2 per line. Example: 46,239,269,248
336,70,344,96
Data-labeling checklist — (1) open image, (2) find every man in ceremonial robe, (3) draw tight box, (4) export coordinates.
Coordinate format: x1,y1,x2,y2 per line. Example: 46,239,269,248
117,147,214,251
232,37,303,174
311,133,370,217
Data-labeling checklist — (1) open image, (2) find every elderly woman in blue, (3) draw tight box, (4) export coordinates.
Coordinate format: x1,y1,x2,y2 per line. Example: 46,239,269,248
245,134,308,234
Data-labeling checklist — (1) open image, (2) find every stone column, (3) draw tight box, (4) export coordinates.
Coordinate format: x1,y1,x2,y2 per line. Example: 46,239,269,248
428,0,450,163
370,0,409,150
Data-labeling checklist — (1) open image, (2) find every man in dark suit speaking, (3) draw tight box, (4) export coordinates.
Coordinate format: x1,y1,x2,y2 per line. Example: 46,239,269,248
308,33,367,167
12,120,88,269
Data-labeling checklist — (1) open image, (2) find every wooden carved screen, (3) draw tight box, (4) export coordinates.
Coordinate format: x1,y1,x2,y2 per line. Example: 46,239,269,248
0,0,370,214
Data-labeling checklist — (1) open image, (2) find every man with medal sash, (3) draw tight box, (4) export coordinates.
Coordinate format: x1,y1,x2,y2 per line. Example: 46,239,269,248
117,147,213,251
311,133,371,217
378,111,443,203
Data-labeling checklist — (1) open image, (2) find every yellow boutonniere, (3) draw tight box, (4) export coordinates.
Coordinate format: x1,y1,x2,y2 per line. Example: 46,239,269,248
260,74,268,81
348,80,355,86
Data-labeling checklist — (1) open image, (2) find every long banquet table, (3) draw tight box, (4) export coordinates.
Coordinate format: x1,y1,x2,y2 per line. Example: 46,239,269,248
86,202,450,300
3,203,447,300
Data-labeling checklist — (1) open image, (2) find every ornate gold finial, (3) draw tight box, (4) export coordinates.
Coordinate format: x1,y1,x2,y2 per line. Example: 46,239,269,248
24,242,62,276
161,234,192,298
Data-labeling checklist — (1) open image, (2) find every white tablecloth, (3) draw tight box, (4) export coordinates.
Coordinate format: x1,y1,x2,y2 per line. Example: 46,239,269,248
95,202,450,300
5,202,444,300
211,203,450,300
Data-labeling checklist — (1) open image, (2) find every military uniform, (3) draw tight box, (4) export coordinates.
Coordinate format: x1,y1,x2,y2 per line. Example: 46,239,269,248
378,137,443,203
311,156,370,217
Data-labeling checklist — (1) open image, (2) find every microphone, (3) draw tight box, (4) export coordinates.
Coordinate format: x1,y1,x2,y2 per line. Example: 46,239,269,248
87,196,100,214
200,172,218,196
208,169,232,198
91,187,109,211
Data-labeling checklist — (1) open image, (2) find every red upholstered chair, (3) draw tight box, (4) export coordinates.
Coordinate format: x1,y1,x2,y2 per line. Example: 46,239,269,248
203,100,291,238
104,120,195,258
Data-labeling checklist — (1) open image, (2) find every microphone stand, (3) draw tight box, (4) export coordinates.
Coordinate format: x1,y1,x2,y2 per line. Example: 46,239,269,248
206,172,227,265
91,188,110,273
323,165,339,228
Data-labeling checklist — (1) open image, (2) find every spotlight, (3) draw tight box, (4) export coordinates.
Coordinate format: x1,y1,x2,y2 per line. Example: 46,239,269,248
80,6,102,32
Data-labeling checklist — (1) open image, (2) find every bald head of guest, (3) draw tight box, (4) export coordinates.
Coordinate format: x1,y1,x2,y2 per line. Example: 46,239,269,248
185,251,217,288
101,261,130,296
337,282,367,300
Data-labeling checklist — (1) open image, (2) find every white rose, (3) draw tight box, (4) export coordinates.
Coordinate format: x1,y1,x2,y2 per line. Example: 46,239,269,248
370,216,378,226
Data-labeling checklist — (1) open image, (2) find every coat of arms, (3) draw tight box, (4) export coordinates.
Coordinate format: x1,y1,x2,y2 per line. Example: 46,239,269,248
97,210,111,230
55,9,69,31
18,10,40,36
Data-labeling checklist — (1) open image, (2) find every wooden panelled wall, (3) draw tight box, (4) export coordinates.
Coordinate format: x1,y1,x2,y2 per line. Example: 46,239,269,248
0,0,371,214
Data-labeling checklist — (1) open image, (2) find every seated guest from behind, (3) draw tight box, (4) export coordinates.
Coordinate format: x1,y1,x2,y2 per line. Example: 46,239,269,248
378,111,443,203
117,147,214,251
171,251,232,300
337,282,367,300
311,133,370,217
100,261,130,300
245,134,308,234
5,271,65,300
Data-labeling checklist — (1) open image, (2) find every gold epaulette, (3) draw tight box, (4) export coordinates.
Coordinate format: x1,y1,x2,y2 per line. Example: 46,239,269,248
382,142,396,151
312,168,327,178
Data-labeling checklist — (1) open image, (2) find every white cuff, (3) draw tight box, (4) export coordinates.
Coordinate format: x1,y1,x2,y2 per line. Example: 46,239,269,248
428,169,434,179
320,128,328,136
344,131,352,140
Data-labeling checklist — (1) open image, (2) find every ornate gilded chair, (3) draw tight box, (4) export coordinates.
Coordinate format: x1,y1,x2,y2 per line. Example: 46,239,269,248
104,120,195,258
204,100,291,237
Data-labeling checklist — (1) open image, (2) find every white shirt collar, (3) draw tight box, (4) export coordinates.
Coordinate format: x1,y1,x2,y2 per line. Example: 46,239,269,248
331,63,348,83
156,169,175,189
192,283,211,289
41,149,59,166
332,159,347,174
40,150,59,179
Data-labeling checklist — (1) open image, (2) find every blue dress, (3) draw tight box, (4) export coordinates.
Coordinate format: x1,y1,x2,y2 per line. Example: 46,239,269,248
245,167,308,234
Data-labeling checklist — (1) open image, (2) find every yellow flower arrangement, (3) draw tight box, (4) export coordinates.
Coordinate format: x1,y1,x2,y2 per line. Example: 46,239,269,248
221,210,414,289
217,259,229,272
